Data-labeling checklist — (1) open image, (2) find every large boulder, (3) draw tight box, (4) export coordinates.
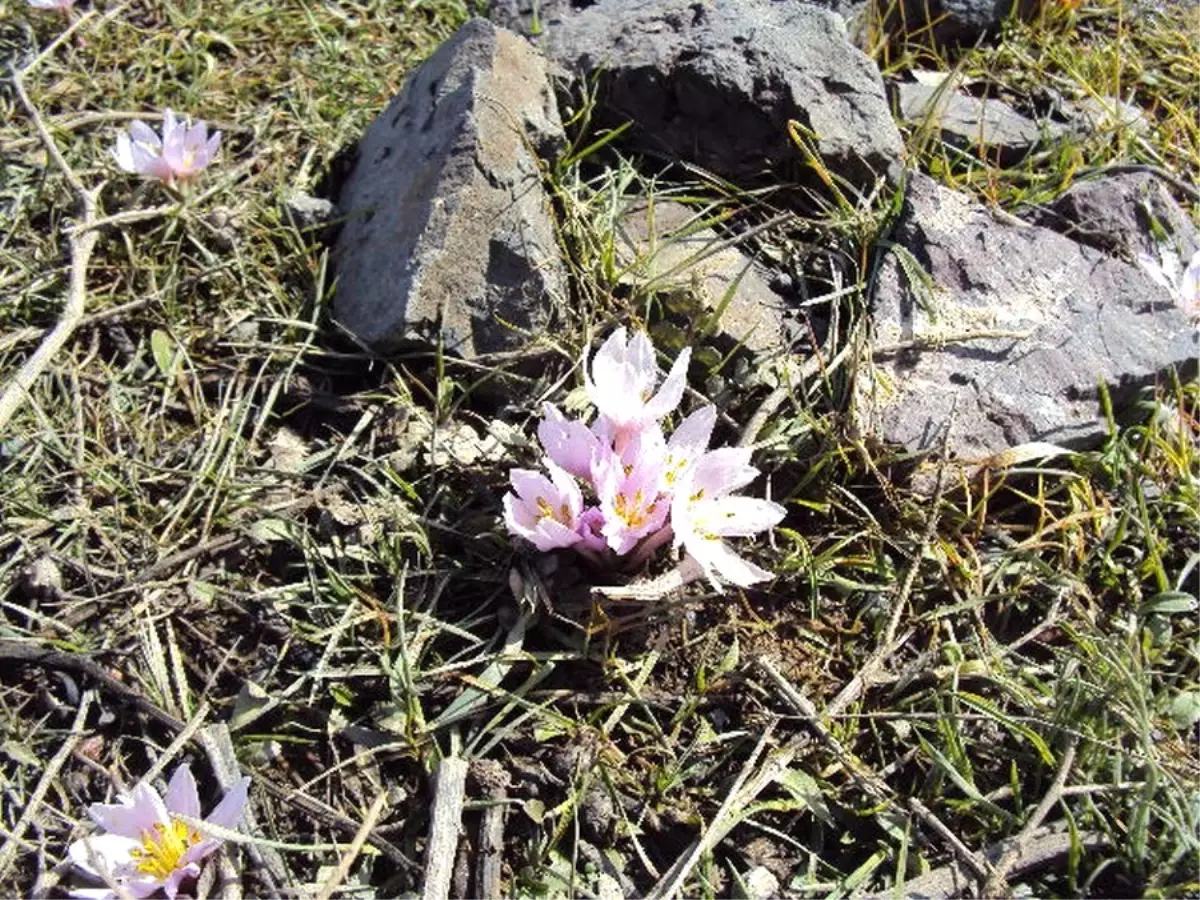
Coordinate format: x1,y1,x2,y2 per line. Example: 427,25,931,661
863,173,1198,459
333,20,566,357
543,0,903,188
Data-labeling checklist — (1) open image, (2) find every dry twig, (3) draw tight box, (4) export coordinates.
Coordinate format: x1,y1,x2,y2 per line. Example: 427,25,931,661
421,756,470,900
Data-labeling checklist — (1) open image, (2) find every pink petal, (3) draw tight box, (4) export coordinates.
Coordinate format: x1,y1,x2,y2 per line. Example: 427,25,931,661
204,776,251,830
87,784,168,838
163,764,201,820
538,403,598,480
129,142,175,182
160,861,203,900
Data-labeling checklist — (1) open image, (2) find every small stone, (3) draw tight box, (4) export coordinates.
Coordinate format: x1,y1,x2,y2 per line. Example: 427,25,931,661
20,556,62,602
1027,171,1198,261
283,193,336,231
614,199,791,358
743,866,780,900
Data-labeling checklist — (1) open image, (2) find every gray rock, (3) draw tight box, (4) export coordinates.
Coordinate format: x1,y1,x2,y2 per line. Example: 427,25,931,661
894,81,1065,164
863,173,1198,459
333,19,566,357
614,199,790,357
488,0,579,38
1028,172,1198,261
544,0,902,188
1067,95,1150,136
884,0,1040,48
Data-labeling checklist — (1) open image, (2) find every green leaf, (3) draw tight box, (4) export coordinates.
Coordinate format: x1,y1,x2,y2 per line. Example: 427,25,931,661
1168,691,1200,729
150,328,175,378
1140,592,1198,616
248,518,294,543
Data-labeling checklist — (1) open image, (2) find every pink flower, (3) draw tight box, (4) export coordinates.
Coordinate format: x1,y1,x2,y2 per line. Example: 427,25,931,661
503,461,586,552
671,448,786,588
595,429,670,555
584,328,690,444
112,110,221,186
68,764,250,900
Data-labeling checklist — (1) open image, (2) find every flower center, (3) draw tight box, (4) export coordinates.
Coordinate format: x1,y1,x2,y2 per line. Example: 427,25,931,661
131,818,201,879
536,497,571,526
614,490,655,529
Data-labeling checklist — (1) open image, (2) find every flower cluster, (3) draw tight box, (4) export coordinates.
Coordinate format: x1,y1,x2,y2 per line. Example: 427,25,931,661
504,328,785,588
112,110,222,186
68,764,250,900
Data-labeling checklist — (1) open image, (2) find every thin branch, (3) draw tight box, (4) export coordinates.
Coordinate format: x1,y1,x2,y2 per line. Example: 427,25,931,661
316,791,389,900
0,76,101,433
981,738,1079,897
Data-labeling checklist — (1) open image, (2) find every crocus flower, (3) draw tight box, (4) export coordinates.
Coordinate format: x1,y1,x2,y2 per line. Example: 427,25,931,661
672,448,786,588
595,434,670,555
27,0,75,9
68,764,250,900
503,461,586,552
112,110,222,186
584,328,690,445
1137,247,1200,315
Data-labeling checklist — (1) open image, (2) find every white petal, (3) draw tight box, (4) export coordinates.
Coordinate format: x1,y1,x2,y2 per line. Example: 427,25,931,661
645,346,691,420
111,133,137,173
68,833,141,878
695,496,786,538
689,540,774,588
668,405,716,454
87,784,165,838
128,119,161,150
1178,250,1200,310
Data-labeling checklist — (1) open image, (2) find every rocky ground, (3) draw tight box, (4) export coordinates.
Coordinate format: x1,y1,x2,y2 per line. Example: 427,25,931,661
1,0,1197,897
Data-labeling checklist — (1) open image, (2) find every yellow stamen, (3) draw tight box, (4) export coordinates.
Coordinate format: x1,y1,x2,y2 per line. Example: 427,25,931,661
536,497,570,526
129,818,201,879
614,491,655,529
